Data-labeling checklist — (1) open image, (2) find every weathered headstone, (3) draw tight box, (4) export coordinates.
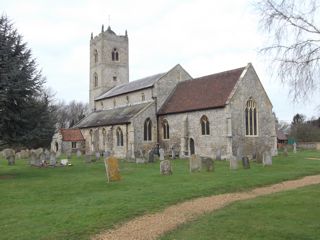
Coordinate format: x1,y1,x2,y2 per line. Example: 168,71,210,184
77,150,82,158
293,142,297,153
2,148,15,159
39,153,47,166
104,150,111,159
66,151,72,159
85,155,92,163
95,152,100,161
283,147,288,157
160,160,172,175
148,150,154,163
256,151,263,163
159,148,165,161
60,159,69,166
105,156,121,182
229,155,238,170
201,157,214,172
215,149,221,161
236,147,242,161
189,154,201,172
56,151,61,158
8,155,15,165
135,150,146,163
171,148,176,159
44,149,50,161
242,156,250,169
50,152,57,166
263,151,272,166
29,152,37,166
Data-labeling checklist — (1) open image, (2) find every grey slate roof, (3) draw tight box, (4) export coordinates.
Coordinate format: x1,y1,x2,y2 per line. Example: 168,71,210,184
95,72,165,100
76,102,150,128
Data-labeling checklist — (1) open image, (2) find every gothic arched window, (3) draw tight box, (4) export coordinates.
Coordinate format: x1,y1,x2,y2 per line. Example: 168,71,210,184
116,127,123,146
163,119,170,139
94,73,98,87
144,118,152,141
200,115,210,135
94,49,98,63
245,98,257,136
112,48,119,61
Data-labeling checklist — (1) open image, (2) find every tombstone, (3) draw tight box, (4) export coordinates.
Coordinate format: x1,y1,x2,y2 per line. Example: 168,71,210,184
242,156,250,169
263,151,272,166
56,151,61,158
201,157,214,172
171,148,176,159
148,150,155,163
44,149,50,161
7,155,15,165
160,160,172,175
236,147,242,161
29,152,37,166
2,148,15,159
66,151,72,159
60,159,69,166
77,149,82,158
104,150,111,159
85,154,92,163
135,150,146,163
283,147,288,157
293,142,297,153
105,156,121,182
95,152,100,161
229,155,238,170
256,151,263,163
159,148,165,161
49,152,57,166
189,154,201,172
215,149,221,161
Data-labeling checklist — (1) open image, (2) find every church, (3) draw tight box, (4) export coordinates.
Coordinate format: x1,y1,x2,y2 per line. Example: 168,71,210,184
56,25,277,159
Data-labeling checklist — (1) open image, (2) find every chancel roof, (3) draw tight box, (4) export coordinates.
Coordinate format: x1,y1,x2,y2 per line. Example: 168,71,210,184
158,66,246,115
76,102,150,128
95,73,165,101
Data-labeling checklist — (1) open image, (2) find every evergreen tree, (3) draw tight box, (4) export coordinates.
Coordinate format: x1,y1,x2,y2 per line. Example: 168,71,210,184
0,15,54,149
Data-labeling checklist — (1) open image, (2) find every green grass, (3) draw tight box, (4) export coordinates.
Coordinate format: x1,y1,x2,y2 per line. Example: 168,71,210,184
0,150,320,240
160,184,320,240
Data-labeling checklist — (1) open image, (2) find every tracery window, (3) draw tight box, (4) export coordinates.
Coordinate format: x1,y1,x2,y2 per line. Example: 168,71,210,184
116,127,123,146
245,98,257,136
144,118,152,141
163,119,170,139
200,115,210,135
112,48,119,61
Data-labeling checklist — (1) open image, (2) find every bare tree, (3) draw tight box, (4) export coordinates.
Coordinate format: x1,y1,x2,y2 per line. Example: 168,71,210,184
255,0,320,101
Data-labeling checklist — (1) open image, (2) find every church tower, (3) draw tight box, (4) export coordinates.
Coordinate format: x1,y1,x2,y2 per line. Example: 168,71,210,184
89,25,129,111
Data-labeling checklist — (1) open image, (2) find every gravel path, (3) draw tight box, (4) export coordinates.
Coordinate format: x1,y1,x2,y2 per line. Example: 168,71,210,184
92,175,320,240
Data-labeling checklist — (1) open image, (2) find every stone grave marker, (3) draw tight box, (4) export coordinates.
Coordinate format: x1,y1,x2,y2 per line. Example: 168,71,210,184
77,150,82,158
148,150,154,163
29,152,37,166
256,151,263,163
56,151,61,158
189,154,201,172
236,147,242,161
215,149,221,161
160,160,172,175
66,151,72,159
135,150,146,164
293,142,297,153
263,151,272,166
85,155,92,163
61,159,69,166
95,152,100,161
44,149,50,161
283,147,288,157
171,148,176,159
229,155,238,170
49,152,57,166
242,156,250,169
104,150,111,159
201,157,214,172
105,156,121,182
159,148,165,161
7,155,15,165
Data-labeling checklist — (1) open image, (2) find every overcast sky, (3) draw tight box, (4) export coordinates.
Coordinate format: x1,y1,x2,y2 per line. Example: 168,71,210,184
2,0,320,122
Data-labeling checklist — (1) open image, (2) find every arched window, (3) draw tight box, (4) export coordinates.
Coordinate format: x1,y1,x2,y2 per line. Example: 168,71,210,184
116,127,123,146
144,118,152,141
200,115,210,135
245,98,257,136
163,119,170,139
112,48,119,61
94,73,98,87
94,49,98,63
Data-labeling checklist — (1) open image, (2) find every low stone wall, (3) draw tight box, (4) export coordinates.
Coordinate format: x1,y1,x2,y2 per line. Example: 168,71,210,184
297,142,320,150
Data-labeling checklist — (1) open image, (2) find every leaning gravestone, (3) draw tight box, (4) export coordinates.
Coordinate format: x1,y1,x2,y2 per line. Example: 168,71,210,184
263,151,272,166
159,148,165,161
242,156,250,169
215,149,221,161
201,157,214,172
189,154,201,172
105,156,121,182
49,152,57,166
148,150,154,163
229,155,238,170
160,160,172,175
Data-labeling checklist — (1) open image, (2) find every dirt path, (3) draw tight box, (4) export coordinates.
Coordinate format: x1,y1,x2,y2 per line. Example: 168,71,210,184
92,175,320,240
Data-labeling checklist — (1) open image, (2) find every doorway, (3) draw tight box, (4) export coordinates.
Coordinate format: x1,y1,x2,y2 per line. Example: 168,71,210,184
189,138,195,155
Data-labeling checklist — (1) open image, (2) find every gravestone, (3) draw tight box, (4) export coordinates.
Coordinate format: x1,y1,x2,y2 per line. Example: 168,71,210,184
44,149,50,161
85,155,92,163
49,152,57,166
39,153,46,166
148,150,154,163
201,157,214,172
159,148,165,161
263,151,272,166
105,156,121,182
2,148,15,159
77,150,82,158
171,148,176,159
293,142,297,153
229,155,238,170
256,151,263,163
189,154,201,172
215,149,221,161
95,152,100,161
56,151,61,158
283,147,288,157
104,150,111,159
236,147,242,161
242,156,250,169
66,151,72,159
7,155,15,165
135,150,146,164
60,159,69,166
160,160,172,175
29,152,37,166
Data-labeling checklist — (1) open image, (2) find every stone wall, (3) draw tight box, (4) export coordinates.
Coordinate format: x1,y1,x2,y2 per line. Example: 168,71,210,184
228,64,277,157
297,142,320,150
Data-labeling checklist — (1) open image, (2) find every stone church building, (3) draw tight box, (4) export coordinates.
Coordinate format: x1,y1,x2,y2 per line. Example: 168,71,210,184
72,25,277,159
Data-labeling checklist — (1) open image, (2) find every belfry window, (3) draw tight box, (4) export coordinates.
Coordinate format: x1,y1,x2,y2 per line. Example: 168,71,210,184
116,127,124,146
94,49,98,63
200,115,210,135
94,73,98,87
163,119,170,139
144,118,152,141
245,98,258,136
112,48,119,61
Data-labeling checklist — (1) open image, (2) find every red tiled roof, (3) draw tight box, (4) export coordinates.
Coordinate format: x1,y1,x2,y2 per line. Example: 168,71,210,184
60,128,85,142
158,66,245,115
276,130,288,141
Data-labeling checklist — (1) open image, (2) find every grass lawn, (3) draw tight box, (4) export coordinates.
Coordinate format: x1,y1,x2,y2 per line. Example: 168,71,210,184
0,150,319,240
160,184,320,240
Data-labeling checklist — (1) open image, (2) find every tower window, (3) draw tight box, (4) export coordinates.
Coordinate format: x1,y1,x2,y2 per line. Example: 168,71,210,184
112,48,119,61
94,73,98,87
94,49,98,63
113,76,117,81
245,98,258,136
